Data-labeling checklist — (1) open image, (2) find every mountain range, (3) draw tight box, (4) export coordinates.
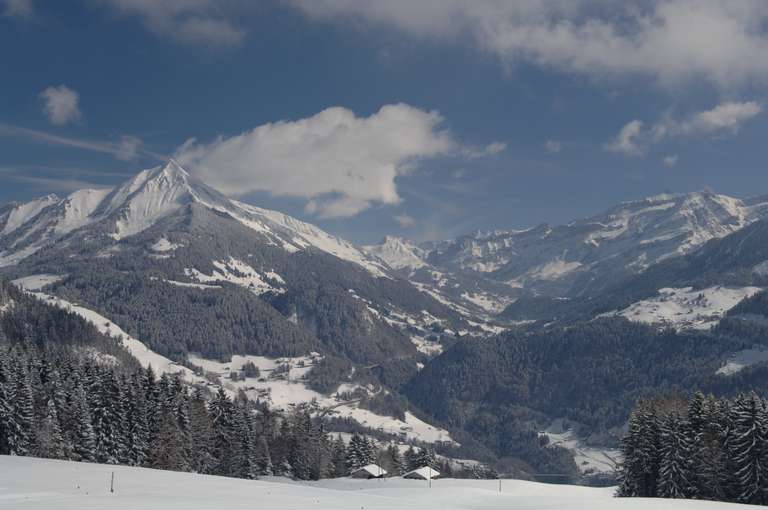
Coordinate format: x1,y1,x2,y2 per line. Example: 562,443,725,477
4,159,768,479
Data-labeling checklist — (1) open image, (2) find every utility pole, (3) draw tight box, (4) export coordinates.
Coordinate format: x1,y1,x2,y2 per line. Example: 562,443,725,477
110,472,115,493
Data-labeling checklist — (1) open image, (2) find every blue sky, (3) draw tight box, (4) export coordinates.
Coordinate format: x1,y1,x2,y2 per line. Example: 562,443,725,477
2,1,768,244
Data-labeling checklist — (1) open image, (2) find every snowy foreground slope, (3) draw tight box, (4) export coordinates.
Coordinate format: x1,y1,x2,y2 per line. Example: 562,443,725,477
0,457,753,510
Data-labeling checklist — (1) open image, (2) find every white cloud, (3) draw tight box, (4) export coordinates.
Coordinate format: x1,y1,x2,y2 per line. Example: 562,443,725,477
607,101,762,156
39,85,81,126
114,135,143,161
94,0,245,47
290,0,768,89
394,213,415,228
606,120,645,156
174,104,481,218
663,155,679,167
463,141,507,159
544,139,562,153
2,0,32,17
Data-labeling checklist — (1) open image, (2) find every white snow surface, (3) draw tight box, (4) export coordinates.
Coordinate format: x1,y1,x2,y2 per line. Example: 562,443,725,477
150,237,182,252
363,236,427,270
0,160,392,279
540,420,621,475
187,353,455,445
185,258,285,295
717,347,768,375
1,456,753,510
0,194,59,235
11,273,65,291
605,286,761,330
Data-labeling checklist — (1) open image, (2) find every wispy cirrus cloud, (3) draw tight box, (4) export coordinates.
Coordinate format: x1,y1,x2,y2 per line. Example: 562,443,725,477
606,101,762,156
1,0,32,18
93,0,245,47
0,124,164,162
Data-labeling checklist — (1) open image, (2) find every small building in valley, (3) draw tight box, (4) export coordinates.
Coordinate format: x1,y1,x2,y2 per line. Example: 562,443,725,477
350,464,388,479
403,467,440,480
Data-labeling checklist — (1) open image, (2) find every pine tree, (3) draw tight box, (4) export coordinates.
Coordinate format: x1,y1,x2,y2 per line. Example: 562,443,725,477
730,393,767,505
404,445,419,472
11,359,34,456
34,399,66,459
208,388,235,476
330,435,348,477
69,382,96,462
123,380,150,466
255,436,273,476
345,433,368,471
189,388,216,474
413,446,438,470
90,370,126,464
658,413,692,498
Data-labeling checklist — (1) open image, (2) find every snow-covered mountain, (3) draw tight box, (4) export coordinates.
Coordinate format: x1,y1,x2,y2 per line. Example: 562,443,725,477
0,160,473,380
0,160,389,277
422,191,768,299
363,236,427,271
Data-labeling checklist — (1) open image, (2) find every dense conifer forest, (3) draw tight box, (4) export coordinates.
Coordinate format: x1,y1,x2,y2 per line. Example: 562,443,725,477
617,393,768,505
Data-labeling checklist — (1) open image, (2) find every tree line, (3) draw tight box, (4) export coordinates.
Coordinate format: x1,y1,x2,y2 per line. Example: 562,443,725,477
617,392,768,505
0,344,479,481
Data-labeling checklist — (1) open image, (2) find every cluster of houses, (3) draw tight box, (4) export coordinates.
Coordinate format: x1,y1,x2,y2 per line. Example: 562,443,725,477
350,465,440,480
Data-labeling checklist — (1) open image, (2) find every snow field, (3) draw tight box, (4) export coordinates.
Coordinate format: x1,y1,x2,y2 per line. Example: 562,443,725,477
0,456,752,510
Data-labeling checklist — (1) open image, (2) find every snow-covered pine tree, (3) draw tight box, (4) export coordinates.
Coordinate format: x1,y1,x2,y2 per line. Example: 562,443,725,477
345,433,368,471
617,401,661,497
11,358,34,456
189,388,216,474
404,445,418,472
123,378,150,466
69,381,96,462
90,370,127,464
255,435,274,476
208,388,236,476
34,399,66,459
658,412,692,498
414,446,438,470
330,435,348,477
730,393,767,505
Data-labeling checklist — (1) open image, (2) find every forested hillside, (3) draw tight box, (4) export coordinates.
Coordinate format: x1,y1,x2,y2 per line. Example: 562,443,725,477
405,317,768,467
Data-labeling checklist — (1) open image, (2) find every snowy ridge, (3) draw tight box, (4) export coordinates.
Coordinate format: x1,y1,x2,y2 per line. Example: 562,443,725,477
0,194,59,235
423,190,768,298
363,236,427,271
0,160,392,278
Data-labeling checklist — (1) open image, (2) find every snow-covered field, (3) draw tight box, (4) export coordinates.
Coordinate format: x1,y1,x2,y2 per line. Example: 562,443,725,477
604,286,761,330
187,353,456,445
540,420,621,474
717,347,768,375
0,456,752,510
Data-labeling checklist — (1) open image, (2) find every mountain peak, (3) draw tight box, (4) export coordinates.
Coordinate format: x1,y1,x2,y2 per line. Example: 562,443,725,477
364,235,426,270
157,159,190,180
